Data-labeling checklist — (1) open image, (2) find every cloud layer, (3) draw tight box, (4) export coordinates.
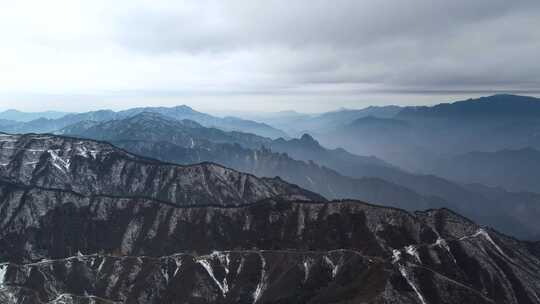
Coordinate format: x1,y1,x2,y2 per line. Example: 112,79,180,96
0,0,539,111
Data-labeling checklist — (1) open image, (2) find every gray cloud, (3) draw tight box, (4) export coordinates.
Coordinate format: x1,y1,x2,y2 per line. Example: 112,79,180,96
111,0,540,92
0,0,539,112
116,1,537,51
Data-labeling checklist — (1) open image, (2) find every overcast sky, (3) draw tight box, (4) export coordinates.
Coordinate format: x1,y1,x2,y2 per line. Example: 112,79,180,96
0,0,539,113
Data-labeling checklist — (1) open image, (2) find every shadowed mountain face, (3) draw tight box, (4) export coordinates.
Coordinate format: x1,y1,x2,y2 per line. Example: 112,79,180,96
0,105,287,139
0,177,539,303
59,113,540,239
0,133,538,303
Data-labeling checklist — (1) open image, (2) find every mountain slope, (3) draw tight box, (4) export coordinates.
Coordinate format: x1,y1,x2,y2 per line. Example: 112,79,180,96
431,148,540,193
64,113,401,180
60,112,270,150
60,113,540,239
0,105,288,139
117,105,288,139
0,133,322,206
318,94,540,171
0,119,22,130
115,140,446,211
60,114,449,210
270,133,401,178
0,178,538,303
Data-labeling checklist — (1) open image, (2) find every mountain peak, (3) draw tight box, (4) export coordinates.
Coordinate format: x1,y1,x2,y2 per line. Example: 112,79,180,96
300,133,318,144
172,104,196,112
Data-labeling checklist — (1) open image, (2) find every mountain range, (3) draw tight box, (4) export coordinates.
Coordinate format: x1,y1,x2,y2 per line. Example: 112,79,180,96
313,95,540,171
0,133,539,303
0,133,320,206
239,106,402,137
57,112,540,240
58,113,441,210
1,95,540,303
0,105,287,139
0,109,70,122
234,95,540,176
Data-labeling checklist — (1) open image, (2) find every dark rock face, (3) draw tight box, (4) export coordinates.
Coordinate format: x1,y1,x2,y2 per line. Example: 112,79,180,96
0,180,539,303
0,133,539,303
0,251,390,304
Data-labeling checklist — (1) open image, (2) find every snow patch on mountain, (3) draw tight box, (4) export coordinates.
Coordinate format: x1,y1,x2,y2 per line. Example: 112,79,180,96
399,265,427,304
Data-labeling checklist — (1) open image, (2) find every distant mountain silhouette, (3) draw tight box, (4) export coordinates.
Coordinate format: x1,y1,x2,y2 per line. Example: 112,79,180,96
243,105,402,137
397,94,540,118
0,105,288,139
318,94,540,171
3,102,540,302
0,119,21,129
0,109,70,122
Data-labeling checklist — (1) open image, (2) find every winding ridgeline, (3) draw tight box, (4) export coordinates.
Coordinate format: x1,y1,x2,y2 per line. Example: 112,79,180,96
0,133,539,303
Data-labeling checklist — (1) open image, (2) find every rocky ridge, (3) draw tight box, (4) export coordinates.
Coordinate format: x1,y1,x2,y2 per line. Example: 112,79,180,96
0,133,538,303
